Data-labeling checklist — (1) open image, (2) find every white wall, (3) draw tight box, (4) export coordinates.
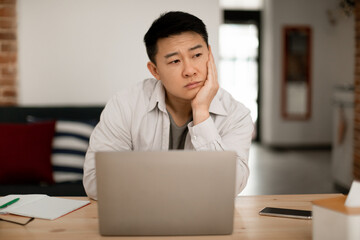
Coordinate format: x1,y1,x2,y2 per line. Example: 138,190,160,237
261,0,354,146
17,0,220,105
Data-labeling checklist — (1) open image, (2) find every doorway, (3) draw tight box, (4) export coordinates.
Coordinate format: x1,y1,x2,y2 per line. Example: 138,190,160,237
219,10,261,141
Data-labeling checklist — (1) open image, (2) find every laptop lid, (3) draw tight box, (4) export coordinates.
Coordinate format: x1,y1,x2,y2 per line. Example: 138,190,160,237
95,151,237,236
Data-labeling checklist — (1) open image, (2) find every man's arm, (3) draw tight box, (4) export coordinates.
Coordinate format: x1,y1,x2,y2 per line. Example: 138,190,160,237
190,46,254,195
188,103,253,195
83,95,132,200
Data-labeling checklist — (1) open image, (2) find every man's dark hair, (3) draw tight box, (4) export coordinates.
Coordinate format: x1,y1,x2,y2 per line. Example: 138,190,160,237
144,11,208,64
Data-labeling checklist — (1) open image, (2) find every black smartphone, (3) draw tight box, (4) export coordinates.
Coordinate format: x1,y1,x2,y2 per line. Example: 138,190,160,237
259,207,312,220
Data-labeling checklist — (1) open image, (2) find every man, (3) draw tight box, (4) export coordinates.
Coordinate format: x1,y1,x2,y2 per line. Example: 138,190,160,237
83,11,254,200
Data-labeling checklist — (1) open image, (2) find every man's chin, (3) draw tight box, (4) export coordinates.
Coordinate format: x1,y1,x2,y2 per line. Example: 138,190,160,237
187,89,201,100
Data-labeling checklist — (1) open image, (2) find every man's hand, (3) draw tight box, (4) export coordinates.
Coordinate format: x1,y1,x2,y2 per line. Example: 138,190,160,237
191,46,219,125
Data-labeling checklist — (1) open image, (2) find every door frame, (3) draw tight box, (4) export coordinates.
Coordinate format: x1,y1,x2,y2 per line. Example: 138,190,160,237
223,10,262,142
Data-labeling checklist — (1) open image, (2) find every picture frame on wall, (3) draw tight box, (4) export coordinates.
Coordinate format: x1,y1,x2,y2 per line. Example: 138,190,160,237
282,26,312,120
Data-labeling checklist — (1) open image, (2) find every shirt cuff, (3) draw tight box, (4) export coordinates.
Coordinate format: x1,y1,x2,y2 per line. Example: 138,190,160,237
188,116,221,149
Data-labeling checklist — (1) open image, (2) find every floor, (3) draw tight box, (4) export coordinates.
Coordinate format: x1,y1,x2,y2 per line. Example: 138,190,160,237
240,143,342,196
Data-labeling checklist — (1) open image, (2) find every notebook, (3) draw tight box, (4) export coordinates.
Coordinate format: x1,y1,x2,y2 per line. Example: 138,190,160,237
0,194,90,220
95,151,237,236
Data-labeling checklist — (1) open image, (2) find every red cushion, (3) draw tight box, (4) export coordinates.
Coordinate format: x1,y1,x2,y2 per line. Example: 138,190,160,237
0,121,56,184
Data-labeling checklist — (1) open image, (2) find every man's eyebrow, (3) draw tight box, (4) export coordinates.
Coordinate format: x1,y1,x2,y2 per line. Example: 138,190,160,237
164,44,204,59
164,52,179,59
189,44,203,51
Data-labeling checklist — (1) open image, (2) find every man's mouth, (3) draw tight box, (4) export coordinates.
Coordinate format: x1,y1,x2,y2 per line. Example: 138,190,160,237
185,81,202,89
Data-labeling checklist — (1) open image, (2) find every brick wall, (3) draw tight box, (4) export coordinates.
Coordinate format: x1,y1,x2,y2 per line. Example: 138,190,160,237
0,0,16,105
355,0,360,180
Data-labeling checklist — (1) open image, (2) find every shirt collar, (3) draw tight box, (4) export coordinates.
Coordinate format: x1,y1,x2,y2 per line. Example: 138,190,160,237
148,80,167,113
209,91,227,116
148,80,228,116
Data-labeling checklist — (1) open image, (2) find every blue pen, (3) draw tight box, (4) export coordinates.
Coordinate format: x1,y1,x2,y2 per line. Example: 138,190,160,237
0,198,20,209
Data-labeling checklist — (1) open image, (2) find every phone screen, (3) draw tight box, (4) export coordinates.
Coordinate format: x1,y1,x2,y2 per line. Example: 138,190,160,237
259,207,312,220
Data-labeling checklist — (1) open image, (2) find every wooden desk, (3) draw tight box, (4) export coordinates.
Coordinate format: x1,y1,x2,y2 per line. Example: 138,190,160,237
0,194,341,240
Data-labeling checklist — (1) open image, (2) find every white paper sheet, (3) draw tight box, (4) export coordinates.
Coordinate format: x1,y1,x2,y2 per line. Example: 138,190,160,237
0,194,90,220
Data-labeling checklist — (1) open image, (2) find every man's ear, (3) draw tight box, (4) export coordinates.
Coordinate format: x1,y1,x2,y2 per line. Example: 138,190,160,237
147,61,160,80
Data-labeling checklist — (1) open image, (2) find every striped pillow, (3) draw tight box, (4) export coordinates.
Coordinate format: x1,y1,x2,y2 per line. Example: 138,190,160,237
51,120,95,182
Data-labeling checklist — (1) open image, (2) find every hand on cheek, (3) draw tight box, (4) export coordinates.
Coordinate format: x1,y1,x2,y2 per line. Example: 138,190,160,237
191,46,219,125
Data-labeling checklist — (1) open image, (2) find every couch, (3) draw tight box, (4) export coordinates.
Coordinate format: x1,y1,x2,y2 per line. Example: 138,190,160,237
0,106,104,196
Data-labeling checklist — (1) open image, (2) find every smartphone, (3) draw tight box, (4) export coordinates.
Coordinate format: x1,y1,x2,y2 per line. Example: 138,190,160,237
259,207,312,220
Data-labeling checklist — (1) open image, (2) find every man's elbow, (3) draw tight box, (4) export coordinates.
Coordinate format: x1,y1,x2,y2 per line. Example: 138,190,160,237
83,174,98,200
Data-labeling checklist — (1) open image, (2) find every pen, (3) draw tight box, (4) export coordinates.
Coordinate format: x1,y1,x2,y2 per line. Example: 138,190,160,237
0,198,20,209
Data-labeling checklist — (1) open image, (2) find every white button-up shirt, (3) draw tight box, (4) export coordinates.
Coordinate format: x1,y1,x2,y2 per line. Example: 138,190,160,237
83,78,254,200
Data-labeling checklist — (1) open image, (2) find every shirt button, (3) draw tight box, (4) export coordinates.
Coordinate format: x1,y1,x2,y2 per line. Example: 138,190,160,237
193,136,197,140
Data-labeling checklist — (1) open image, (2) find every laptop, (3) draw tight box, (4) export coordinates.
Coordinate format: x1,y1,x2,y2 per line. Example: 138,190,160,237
95,151,237,236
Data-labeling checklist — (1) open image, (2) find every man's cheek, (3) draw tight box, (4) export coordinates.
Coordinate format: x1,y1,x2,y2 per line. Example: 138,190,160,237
204,64,209,78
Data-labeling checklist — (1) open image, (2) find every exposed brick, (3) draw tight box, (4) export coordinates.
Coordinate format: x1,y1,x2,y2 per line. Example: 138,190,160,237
1,65,15,77
354,1,360,180
354,134,360,143
356,116,360,122
0,32,16,40
354,93,360,101
0,78,15,86
354,149,360,161
0,53,16,63
0,0,15,105
1,41,16,52
355,110,360,118
0,19,15,29
355,124,360,130
0,97,16,106
0,6,15,17
0,0,16,4
1,86,16,97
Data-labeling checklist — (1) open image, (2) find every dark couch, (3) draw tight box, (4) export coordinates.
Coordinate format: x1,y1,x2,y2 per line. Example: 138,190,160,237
0,106,104,196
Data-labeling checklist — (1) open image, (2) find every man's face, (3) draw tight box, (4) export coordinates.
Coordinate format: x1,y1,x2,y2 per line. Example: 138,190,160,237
147,31,209,103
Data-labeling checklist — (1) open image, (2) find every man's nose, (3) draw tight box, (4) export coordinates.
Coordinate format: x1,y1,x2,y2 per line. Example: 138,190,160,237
182,60,197,78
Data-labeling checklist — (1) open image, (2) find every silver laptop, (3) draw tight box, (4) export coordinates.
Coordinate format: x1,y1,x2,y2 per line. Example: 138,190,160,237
95,151,237,236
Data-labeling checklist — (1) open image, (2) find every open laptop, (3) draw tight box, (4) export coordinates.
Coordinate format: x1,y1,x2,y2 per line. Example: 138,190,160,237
95,151,237,236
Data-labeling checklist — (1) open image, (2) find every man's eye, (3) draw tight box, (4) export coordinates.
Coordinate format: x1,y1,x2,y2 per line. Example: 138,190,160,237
169,59,180,64
193,53,202,58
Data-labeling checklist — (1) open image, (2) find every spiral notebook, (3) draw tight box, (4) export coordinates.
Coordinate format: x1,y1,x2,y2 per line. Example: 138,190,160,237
0,194,90,220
